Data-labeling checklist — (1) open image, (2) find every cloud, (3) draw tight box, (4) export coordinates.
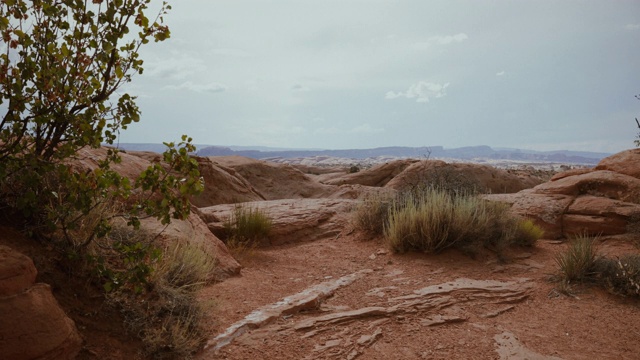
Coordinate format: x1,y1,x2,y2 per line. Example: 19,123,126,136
145,54,207,80
496,71,506,76
625,23,640,30
291,84,311,92
386,81,450,103
163,81,228,93
210,48,252,57
413,33,468,49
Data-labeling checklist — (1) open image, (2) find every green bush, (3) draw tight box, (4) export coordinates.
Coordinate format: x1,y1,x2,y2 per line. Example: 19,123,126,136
555,233,599,283
224,205,272,246
383,187,541,256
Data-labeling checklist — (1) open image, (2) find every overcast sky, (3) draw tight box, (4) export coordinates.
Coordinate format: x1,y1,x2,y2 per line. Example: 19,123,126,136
119,0,640,153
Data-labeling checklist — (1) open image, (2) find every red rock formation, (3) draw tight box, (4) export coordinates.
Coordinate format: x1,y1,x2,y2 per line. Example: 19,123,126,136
486,149,640,239
0,245,82,359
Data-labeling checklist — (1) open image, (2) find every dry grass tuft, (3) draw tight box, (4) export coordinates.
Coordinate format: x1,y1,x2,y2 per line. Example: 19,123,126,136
103,227,217,359
224,205,272,246
554,233,599,283
382,187,542,257
352,192,394,235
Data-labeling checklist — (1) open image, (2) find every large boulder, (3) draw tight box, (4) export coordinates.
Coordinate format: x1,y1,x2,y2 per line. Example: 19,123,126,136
208,156,335,200
385,160,541,194
0,246,82,359
200,198,356,246
322,160,417,187
487,149,640,239
191,157,265,207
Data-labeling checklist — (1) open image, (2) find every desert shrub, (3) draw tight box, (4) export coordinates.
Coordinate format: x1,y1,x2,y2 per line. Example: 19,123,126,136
593,255,640,297
353,192,394,235
107,237,217,359
348,165,360,173
224,205,272,246
512,219,545,247
402,163,484,197
383,187,539,256
555,233,599,283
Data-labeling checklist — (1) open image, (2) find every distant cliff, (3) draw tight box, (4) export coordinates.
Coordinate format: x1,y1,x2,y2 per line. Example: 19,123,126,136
194,145,609,165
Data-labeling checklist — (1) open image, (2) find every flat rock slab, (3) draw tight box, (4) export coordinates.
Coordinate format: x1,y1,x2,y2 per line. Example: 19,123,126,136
203,269,373,352
200,198,357,245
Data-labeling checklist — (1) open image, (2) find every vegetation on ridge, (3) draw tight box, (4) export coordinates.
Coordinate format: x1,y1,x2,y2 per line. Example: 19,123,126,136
1,1,208,356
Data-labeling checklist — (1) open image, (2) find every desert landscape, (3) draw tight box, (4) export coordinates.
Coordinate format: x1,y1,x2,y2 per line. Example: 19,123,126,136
2,147,640,359
1,2,639,359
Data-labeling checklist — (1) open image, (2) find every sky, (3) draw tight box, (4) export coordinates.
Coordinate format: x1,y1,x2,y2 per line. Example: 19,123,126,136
118,0,640,153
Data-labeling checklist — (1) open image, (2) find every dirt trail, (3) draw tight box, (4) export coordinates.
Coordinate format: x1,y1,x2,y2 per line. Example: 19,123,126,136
195,231,640,360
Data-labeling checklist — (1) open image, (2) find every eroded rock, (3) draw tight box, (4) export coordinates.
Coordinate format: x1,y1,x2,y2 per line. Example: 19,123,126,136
200,198,357,245
0,247,82,360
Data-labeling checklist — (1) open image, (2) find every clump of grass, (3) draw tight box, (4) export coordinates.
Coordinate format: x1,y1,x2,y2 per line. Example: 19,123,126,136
554,233,599,283
383,187,541,257
353,192,394,235
513,219,545,247
593,255,640,297
105,233,218,359
224,205,272,246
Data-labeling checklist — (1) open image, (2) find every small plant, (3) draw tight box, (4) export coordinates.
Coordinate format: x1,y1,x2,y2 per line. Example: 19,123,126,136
555,233,599,283
353,192,394,235
513,219,545,247
348,165,360,173
593,255,640,297
108,240,217,358
224,205,272,246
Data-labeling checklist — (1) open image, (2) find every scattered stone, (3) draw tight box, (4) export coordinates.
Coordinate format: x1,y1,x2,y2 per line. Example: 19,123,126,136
482,305,516,318
421,314,467,327
204,269,373,352
494,331,564,360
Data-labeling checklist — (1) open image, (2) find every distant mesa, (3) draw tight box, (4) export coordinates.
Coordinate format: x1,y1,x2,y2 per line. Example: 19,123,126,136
113,143,610,166
191,145,609,165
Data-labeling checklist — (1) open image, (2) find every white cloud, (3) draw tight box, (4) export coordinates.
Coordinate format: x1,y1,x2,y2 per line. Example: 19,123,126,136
625,23,640,30
496,71,506,76
386,81,450,103
145,54,207,80
413,33,468,49
163,81,227,93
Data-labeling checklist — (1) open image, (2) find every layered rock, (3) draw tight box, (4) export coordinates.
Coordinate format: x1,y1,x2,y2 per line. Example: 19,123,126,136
486,149,640,239
209,156,335,200
385,160,541,194
0,245,82,359
200,198,356,246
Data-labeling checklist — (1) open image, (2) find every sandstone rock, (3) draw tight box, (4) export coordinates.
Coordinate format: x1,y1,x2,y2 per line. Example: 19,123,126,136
200,198,357,246
533,170,640,202
385,160,540,194
191,157,265,207
0,248,81,360
550,168,593,181
323,160,417,187
562,196,640,236
209,156,335,200
595,148,640,178
487,149,640,239
0,245,37,297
